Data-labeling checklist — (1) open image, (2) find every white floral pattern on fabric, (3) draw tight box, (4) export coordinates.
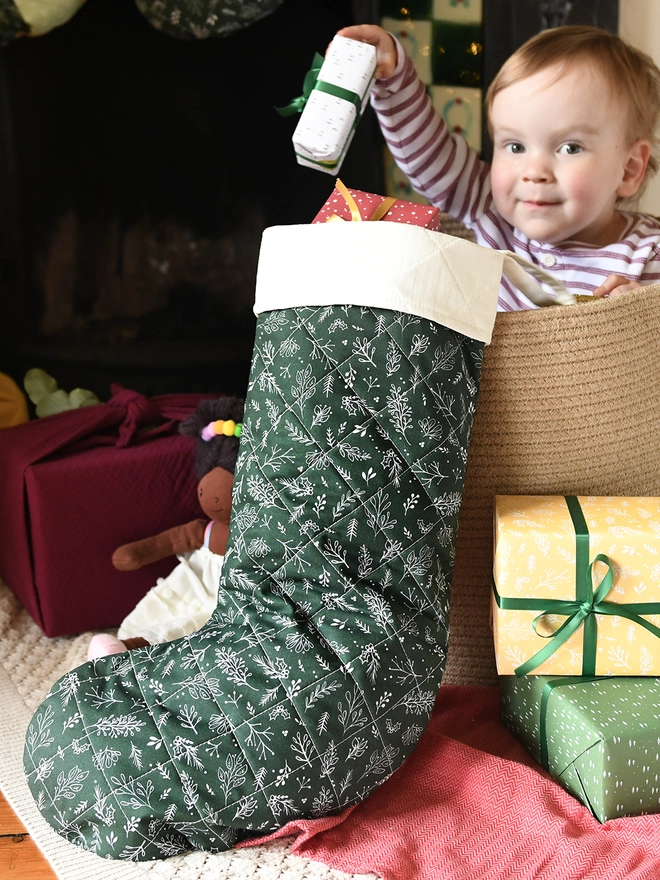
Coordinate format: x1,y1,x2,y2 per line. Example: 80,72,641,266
25,303,484,861
135,0,284,39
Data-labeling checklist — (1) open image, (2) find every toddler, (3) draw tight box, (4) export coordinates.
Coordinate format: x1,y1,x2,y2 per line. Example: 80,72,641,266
338,24,660,309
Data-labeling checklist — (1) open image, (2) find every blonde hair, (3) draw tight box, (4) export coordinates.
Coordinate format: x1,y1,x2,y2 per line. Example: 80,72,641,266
485,25,660,181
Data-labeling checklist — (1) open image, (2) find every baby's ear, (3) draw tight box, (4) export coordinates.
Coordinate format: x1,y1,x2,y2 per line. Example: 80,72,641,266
618,140,652,198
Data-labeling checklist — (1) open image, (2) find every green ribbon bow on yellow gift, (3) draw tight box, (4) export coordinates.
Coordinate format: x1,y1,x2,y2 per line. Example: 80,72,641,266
494,496,660,676
275,52,363,117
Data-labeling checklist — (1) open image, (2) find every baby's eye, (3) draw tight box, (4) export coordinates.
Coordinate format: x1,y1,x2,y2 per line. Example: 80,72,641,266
505,142,525,154
558,142,583,155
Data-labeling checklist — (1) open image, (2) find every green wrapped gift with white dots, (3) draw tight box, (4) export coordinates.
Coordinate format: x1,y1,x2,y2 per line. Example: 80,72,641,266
501,675,660,823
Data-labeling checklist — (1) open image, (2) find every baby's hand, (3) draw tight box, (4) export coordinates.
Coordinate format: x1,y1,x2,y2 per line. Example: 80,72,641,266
335,25,397,80
593,274,642,298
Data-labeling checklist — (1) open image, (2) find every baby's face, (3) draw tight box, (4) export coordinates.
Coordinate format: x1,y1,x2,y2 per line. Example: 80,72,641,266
489,63,641,246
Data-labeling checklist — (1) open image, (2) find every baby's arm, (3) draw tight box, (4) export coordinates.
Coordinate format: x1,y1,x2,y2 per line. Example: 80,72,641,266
593,275,643,298
339,26,492,226
593,232,660,297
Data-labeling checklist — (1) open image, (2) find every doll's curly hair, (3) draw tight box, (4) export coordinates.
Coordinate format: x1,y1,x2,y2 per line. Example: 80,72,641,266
179,396,245,480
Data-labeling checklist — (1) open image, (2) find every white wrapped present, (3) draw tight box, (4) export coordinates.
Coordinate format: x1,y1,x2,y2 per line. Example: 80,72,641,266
289,35,377,175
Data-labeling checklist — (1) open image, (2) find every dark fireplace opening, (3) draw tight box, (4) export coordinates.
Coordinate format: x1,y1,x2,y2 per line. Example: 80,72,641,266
0,0,381,400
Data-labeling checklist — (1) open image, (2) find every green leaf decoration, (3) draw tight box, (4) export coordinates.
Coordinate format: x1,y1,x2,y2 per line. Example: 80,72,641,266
24,368,101,417
35,389,72,418
69,388,101,409
24,369,58,405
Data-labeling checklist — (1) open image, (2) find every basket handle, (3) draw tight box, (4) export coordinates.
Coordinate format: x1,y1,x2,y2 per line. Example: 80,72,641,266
500,251,576,307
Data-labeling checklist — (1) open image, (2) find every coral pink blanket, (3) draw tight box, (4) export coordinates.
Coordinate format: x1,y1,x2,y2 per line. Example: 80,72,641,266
242,686,660,880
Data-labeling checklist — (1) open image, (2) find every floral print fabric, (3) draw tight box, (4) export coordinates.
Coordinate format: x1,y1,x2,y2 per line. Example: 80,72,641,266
25,303,483,860
135,0,284,39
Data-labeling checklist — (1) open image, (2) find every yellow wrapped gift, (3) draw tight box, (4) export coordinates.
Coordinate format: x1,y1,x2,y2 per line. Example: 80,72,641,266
0,373,28,427
492,495,660,676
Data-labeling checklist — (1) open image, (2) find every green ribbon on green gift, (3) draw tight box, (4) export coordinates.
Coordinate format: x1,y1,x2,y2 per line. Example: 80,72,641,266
494,495,660,676
275,52,363,117
538,676,607,771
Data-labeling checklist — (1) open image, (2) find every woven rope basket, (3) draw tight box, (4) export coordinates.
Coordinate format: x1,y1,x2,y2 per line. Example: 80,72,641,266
443,283,660,685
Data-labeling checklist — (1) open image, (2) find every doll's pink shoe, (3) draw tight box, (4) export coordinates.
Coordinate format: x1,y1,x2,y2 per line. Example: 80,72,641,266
87,633,128,660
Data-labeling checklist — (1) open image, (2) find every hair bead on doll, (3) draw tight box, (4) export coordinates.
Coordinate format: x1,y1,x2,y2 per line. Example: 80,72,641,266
200,418,242,440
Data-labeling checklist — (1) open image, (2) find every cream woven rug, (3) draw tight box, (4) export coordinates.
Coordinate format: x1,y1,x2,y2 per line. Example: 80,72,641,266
0,579,375,880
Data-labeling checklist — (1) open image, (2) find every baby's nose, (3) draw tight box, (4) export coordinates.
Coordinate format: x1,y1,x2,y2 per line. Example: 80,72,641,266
522,156,553,183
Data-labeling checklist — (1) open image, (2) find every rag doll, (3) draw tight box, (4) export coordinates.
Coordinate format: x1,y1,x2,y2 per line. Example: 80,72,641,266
88,395,243,657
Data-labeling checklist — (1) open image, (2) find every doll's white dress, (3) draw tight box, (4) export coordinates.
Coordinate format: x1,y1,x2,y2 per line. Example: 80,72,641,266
117,525,223,644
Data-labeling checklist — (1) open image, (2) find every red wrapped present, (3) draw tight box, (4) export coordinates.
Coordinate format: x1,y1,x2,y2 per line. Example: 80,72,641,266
0,386,207,636
312,179,441,229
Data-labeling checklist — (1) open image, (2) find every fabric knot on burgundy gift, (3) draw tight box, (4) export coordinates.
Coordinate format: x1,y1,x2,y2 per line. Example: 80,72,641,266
108,384,176,447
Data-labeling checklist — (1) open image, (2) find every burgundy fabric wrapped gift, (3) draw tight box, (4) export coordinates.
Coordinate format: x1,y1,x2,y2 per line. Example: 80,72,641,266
0,385,207,636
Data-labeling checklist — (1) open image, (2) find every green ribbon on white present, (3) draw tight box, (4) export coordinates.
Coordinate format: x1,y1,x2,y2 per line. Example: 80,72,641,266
277,35,377,175
276,52,363,117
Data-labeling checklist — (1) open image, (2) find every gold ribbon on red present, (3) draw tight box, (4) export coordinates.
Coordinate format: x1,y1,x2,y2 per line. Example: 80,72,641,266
325,179,397,224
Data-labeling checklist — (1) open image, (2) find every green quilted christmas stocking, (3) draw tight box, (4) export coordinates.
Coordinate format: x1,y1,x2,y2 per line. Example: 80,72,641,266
24,222,503,860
